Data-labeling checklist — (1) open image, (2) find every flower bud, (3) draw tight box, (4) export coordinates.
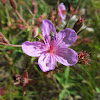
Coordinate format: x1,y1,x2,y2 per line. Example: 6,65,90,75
32,26,38,37
9,0,17,10
78,50,92,65
58,3,66,21
32,0,37,14
1,0,8,6
51,11,56,21
0,32,10,44
73,16,85,32
36,15,45,25
18,24,26,30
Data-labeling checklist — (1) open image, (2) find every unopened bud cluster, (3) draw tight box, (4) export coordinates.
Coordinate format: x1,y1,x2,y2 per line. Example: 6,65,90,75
78,50,92,65
73,16,85,32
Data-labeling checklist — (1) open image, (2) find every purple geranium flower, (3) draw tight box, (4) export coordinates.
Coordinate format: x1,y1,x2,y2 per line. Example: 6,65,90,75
22,19,78,72
58,3,66,21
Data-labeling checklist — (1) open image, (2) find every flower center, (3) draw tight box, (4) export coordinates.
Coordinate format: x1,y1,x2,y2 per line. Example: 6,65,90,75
47,45,55,54
61,9,66,15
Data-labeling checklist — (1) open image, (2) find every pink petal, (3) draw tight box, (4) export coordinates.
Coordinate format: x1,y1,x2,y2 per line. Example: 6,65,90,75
42,19,56,44
58,3,66,21
55,47,78,66
22,41,45,57
38,53,56,72
56,28,77,47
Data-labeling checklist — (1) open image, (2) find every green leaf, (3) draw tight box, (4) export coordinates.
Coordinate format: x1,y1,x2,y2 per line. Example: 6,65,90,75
64,66,70,84
59,89,67,100
54,73,65,88
96,87,100,94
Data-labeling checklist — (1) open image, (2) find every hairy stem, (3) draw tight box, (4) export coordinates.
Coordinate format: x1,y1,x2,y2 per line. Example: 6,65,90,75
0,43,22,47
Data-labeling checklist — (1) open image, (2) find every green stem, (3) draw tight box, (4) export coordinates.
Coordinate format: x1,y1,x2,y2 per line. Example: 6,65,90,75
5,6,11,25
0,43,22,47
75,0,81,12
64,19,70,29
15,10,29,28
